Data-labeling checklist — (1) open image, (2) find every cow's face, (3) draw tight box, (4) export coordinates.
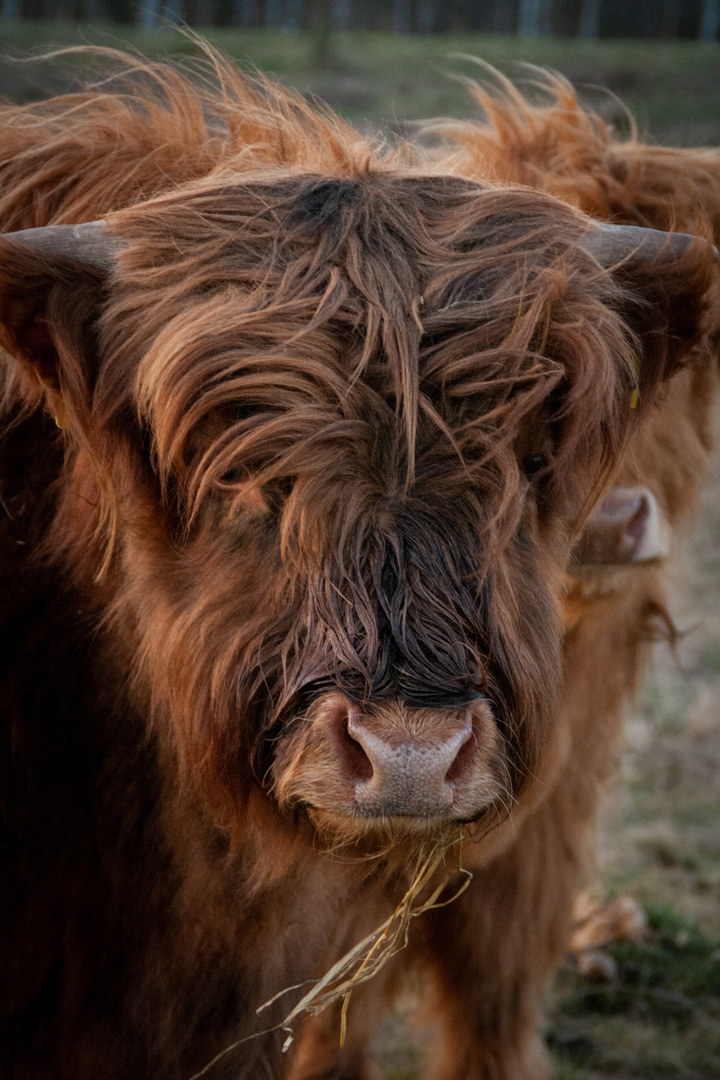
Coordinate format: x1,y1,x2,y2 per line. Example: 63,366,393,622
0,173,712,849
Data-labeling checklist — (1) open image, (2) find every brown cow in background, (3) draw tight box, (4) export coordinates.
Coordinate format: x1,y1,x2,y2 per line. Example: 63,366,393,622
0,49,717,1080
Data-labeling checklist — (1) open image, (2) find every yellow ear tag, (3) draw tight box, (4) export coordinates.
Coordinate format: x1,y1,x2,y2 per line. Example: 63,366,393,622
629,352,640,409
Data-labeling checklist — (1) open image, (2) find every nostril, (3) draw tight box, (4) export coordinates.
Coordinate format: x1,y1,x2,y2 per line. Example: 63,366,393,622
625,494,650,543
330,708,374,783
442,717,474,786
341,717,375,782
443,715,475,785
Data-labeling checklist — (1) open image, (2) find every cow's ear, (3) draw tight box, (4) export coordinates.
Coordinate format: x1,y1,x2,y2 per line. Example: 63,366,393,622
0,223,122,426
581,223,716,399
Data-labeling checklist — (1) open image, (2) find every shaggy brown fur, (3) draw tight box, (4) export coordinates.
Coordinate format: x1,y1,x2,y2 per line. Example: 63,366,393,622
290,72,720,1080
0,50,716,1080
419,69,720,545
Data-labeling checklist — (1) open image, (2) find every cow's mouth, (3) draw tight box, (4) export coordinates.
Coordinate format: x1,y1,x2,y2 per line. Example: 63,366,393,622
272,692,509,836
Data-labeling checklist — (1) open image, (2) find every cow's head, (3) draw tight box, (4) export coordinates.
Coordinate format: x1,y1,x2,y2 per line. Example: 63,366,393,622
0,172,712,855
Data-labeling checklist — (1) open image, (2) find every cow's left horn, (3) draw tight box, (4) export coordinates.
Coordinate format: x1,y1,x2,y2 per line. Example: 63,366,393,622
1,220,124,272
581,222,717,266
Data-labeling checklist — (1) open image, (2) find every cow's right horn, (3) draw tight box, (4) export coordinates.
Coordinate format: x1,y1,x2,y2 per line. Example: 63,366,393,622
1,220,125,272
581,222,716,266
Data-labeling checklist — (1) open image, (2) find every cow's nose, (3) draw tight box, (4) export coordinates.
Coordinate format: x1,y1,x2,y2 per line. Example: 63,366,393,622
331,702,474,817
273,690,505,826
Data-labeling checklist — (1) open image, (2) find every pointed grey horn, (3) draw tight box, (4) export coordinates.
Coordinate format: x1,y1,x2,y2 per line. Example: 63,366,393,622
581,222,718,266
0,220,125,272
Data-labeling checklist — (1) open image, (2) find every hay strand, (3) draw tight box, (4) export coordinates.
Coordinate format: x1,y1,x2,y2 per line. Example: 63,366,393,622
188,836,471,1078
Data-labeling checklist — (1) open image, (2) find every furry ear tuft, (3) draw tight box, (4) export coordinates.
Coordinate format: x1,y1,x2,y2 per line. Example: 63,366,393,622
0,236,108,424
607,230,716,404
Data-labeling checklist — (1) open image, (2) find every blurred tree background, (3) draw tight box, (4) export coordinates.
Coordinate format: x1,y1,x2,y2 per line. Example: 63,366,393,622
1,0,720,40
2,0,720,147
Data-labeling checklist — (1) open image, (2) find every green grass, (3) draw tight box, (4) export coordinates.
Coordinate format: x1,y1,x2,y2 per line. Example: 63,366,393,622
2,22,720,144
599,623,720,943
546,907,720,1079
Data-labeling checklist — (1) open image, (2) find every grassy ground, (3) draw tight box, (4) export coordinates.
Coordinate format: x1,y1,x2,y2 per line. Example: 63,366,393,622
2,23,720,145
547,458,720,1080
1,23,719,1079
547,907,720,1080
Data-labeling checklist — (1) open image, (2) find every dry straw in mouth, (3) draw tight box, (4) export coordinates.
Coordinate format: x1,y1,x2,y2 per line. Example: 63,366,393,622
189,836,472,1079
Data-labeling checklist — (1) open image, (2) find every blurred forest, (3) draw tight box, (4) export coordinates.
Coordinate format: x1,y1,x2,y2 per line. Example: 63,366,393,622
1,0,720,40
3,19,720,149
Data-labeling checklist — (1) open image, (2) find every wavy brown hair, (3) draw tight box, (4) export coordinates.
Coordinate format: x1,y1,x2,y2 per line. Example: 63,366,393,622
0,47,712,841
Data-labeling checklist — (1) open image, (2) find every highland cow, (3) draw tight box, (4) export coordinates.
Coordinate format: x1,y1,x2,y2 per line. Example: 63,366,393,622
0,51,717,1080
